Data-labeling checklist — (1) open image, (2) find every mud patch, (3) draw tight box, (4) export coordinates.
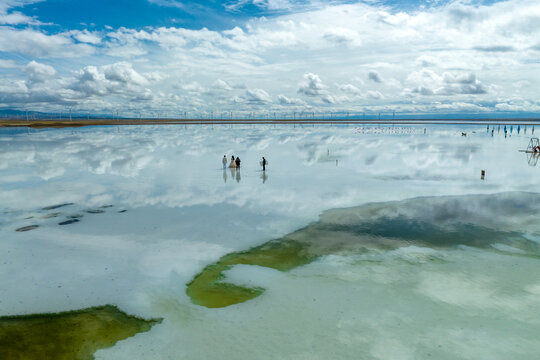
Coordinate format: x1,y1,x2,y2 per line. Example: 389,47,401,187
15,225,39,232
42,212,61,219
58,219,80,226
42,203,73,211
85,209,105,214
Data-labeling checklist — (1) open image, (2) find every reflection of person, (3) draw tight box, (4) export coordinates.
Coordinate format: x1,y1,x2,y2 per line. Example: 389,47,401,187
235,156,241,168
261,171,268,184
236,168,241,183
222,169,227,183
222,155,227,169
229,155,236,168
262,157,267,171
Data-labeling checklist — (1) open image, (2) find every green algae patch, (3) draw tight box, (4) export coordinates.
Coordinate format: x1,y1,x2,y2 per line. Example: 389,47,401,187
0,305,162,360
187,192,540,309
187,239,314,308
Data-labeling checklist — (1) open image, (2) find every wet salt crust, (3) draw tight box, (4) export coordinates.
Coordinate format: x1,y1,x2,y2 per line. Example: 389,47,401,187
1,124,540,359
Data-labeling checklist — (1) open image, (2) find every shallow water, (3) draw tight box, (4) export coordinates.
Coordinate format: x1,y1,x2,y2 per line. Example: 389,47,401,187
1,124,539,359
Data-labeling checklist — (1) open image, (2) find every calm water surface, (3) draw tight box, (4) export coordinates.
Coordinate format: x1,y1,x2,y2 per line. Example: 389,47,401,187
1,124,539,359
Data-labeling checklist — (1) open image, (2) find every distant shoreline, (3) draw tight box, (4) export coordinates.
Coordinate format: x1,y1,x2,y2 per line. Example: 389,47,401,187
1,118,539,129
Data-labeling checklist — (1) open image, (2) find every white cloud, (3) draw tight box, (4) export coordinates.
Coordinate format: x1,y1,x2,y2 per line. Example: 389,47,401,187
367,90,383,100
103,62,149,85
298,73,325,97
69,30,102,45
277,94,305,105
407,70,489,96
69,62,154,102
0,27,95,57
213,79,234,91
180,82,205,94
245,88,272,103
339,84,361,94
24,60,56,83
0,0,43,25
1,0,540,114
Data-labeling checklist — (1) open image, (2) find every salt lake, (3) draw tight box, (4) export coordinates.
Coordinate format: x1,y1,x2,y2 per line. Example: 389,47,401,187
1,123,539,359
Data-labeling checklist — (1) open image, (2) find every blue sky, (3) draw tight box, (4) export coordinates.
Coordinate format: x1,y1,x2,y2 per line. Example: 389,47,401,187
18,0,503,31
23,0,244,30
0,0,539,117
19,0,466,31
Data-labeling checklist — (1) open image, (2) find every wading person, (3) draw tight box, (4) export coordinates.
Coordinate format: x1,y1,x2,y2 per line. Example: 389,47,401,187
229,155,236,168
222,155,227,169
262,157,267,171
235,156,241,169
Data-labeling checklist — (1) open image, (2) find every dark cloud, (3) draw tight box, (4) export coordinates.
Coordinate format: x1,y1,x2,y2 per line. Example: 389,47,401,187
473,45,515,52
412,86,434,96
368,70,382,83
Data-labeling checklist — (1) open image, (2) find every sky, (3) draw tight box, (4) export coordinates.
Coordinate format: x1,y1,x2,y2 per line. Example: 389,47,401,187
0,0,539,117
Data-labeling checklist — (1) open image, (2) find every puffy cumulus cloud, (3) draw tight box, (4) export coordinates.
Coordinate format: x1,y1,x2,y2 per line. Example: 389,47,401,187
406,70,489,97
298,73,325,97
103,62,149,85
70,62,154,101
245,88,272,103
69,29,102,45
179,82,206,94
2,0,540,115
321,94,336,104
339,84,361,94
367,90,383,100
24,60,56,83
277,94,304,105
213,79,234,91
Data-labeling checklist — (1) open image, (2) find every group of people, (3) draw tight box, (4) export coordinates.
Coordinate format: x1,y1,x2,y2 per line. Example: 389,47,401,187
222,155,267,171
223,155,241,169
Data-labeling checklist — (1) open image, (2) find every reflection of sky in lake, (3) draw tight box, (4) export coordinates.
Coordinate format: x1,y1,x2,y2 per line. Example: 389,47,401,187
1,124,540,359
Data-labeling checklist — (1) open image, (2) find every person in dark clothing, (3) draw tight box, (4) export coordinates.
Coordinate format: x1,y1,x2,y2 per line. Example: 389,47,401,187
262,157,267,171
235,156,241,168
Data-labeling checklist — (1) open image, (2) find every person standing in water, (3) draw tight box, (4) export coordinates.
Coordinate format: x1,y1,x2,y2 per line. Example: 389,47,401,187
262,157,267,171
229,155,237,168
222,155,227,169
235,156,241,169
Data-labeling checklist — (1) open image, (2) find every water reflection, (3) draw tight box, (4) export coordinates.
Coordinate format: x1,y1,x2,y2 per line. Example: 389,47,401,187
260,171,268,184
527,153,540,167
223,168,242,183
